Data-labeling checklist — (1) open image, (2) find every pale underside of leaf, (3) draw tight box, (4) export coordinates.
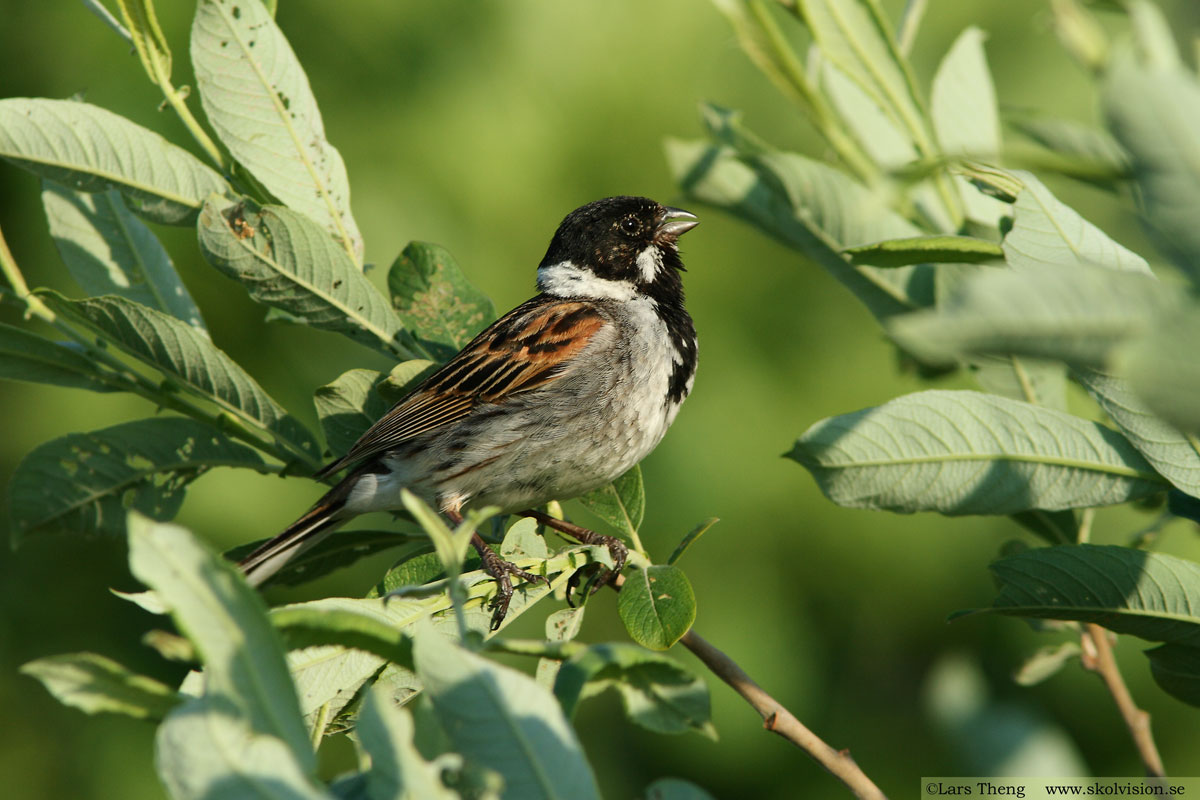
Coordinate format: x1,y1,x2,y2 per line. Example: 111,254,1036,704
191,0,362,261
0,98,228,225
790,390,1165,516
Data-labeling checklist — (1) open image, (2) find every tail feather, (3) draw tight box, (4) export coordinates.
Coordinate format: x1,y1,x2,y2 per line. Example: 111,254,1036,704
239,498,347,587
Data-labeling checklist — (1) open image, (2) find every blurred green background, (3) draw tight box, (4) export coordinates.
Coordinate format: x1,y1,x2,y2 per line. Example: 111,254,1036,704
4,1,1200,798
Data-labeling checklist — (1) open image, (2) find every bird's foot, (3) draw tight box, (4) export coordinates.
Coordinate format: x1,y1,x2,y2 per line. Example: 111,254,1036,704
521,510,628,603
471,532,550,631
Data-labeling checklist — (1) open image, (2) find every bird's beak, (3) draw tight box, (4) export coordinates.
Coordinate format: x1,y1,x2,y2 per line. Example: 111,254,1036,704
657,207,699,242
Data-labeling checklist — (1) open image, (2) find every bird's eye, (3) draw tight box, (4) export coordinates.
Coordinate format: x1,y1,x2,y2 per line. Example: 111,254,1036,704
619,216,640,236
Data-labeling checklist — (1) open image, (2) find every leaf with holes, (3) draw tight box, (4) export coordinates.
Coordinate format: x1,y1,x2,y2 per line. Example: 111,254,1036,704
197,196,413,359
9,418,267,543
388,241,496,362
191,0,362,261
618,565,696,651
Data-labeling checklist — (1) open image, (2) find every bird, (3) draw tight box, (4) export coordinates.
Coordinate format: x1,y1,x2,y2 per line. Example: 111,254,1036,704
238,196,699,628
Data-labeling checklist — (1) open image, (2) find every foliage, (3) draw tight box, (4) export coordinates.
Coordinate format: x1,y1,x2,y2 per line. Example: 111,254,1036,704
10,0,1200,796
672,0,1200,741
4,2,715,798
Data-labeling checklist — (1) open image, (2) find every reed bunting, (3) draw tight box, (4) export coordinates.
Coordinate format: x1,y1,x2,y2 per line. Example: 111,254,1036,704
239,196,699,627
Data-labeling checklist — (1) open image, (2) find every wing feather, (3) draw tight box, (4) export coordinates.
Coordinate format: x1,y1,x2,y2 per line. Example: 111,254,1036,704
315,297,609,478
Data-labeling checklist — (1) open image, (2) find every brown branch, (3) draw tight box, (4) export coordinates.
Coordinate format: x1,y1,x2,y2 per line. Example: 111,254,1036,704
678,627,887,800
603,571,887,799
1080,624,1165,777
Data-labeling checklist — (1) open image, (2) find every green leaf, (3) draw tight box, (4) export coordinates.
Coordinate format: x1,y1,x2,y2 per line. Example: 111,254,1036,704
665,137,930,321
116,0,173,83
127,513,317,775
271,606,415,670
667,518,718,566
1117,308,1200,437
982,544,1200,647
0,323,119,393
969,355,1068,411
930,26,1010,227
1009,118,1130,182
536,606,587,690
43,182,205,329
578,465,644,541
20,652,181,720
156,692,332,800
819,60,913,168
0,98,228,224
500,517,549,560
191,0,362,261
554,642,714,738
1104,51,1200,285
788,390,1166,516
40,291,320,465
413,627,602,800
373,552,446,596
618,565,697,651
845,235,1003,267
280,596,436,729
226,530,420,588
889,264,1177,367
796,0,928,150
645,778,718,800
1146,644,1200,708
1002,172,1151,275
1127,0,1182,72
388,242,496,362
9,417,266,543
356,687,460,800
314,368,390,457
1010,509,1078,546
1073,368,1200,498
197,196,413,359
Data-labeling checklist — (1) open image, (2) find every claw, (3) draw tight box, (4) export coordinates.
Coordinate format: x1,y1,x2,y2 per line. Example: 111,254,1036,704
473,537,550,631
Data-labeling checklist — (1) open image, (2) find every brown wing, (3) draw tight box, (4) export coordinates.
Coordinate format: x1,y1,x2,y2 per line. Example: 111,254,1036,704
315,296,609,477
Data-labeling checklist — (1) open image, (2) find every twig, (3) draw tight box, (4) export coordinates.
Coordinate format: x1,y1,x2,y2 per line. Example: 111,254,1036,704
1079,624,1165,777
606,572,887,799
678,627,887,800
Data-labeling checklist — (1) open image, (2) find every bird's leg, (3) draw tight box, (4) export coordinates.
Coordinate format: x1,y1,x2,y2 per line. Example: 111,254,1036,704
445,509,548,631
520,509,628,600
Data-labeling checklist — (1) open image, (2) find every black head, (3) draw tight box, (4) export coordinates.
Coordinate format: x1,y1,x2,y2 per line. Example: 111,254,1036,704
537,196,698,299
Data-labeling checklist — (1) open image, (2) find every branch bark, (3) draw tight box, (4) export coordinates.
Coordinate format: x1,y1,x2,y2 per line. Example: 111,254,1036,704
1080,624,1165,777
605,572,887,799
678,628,887,800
